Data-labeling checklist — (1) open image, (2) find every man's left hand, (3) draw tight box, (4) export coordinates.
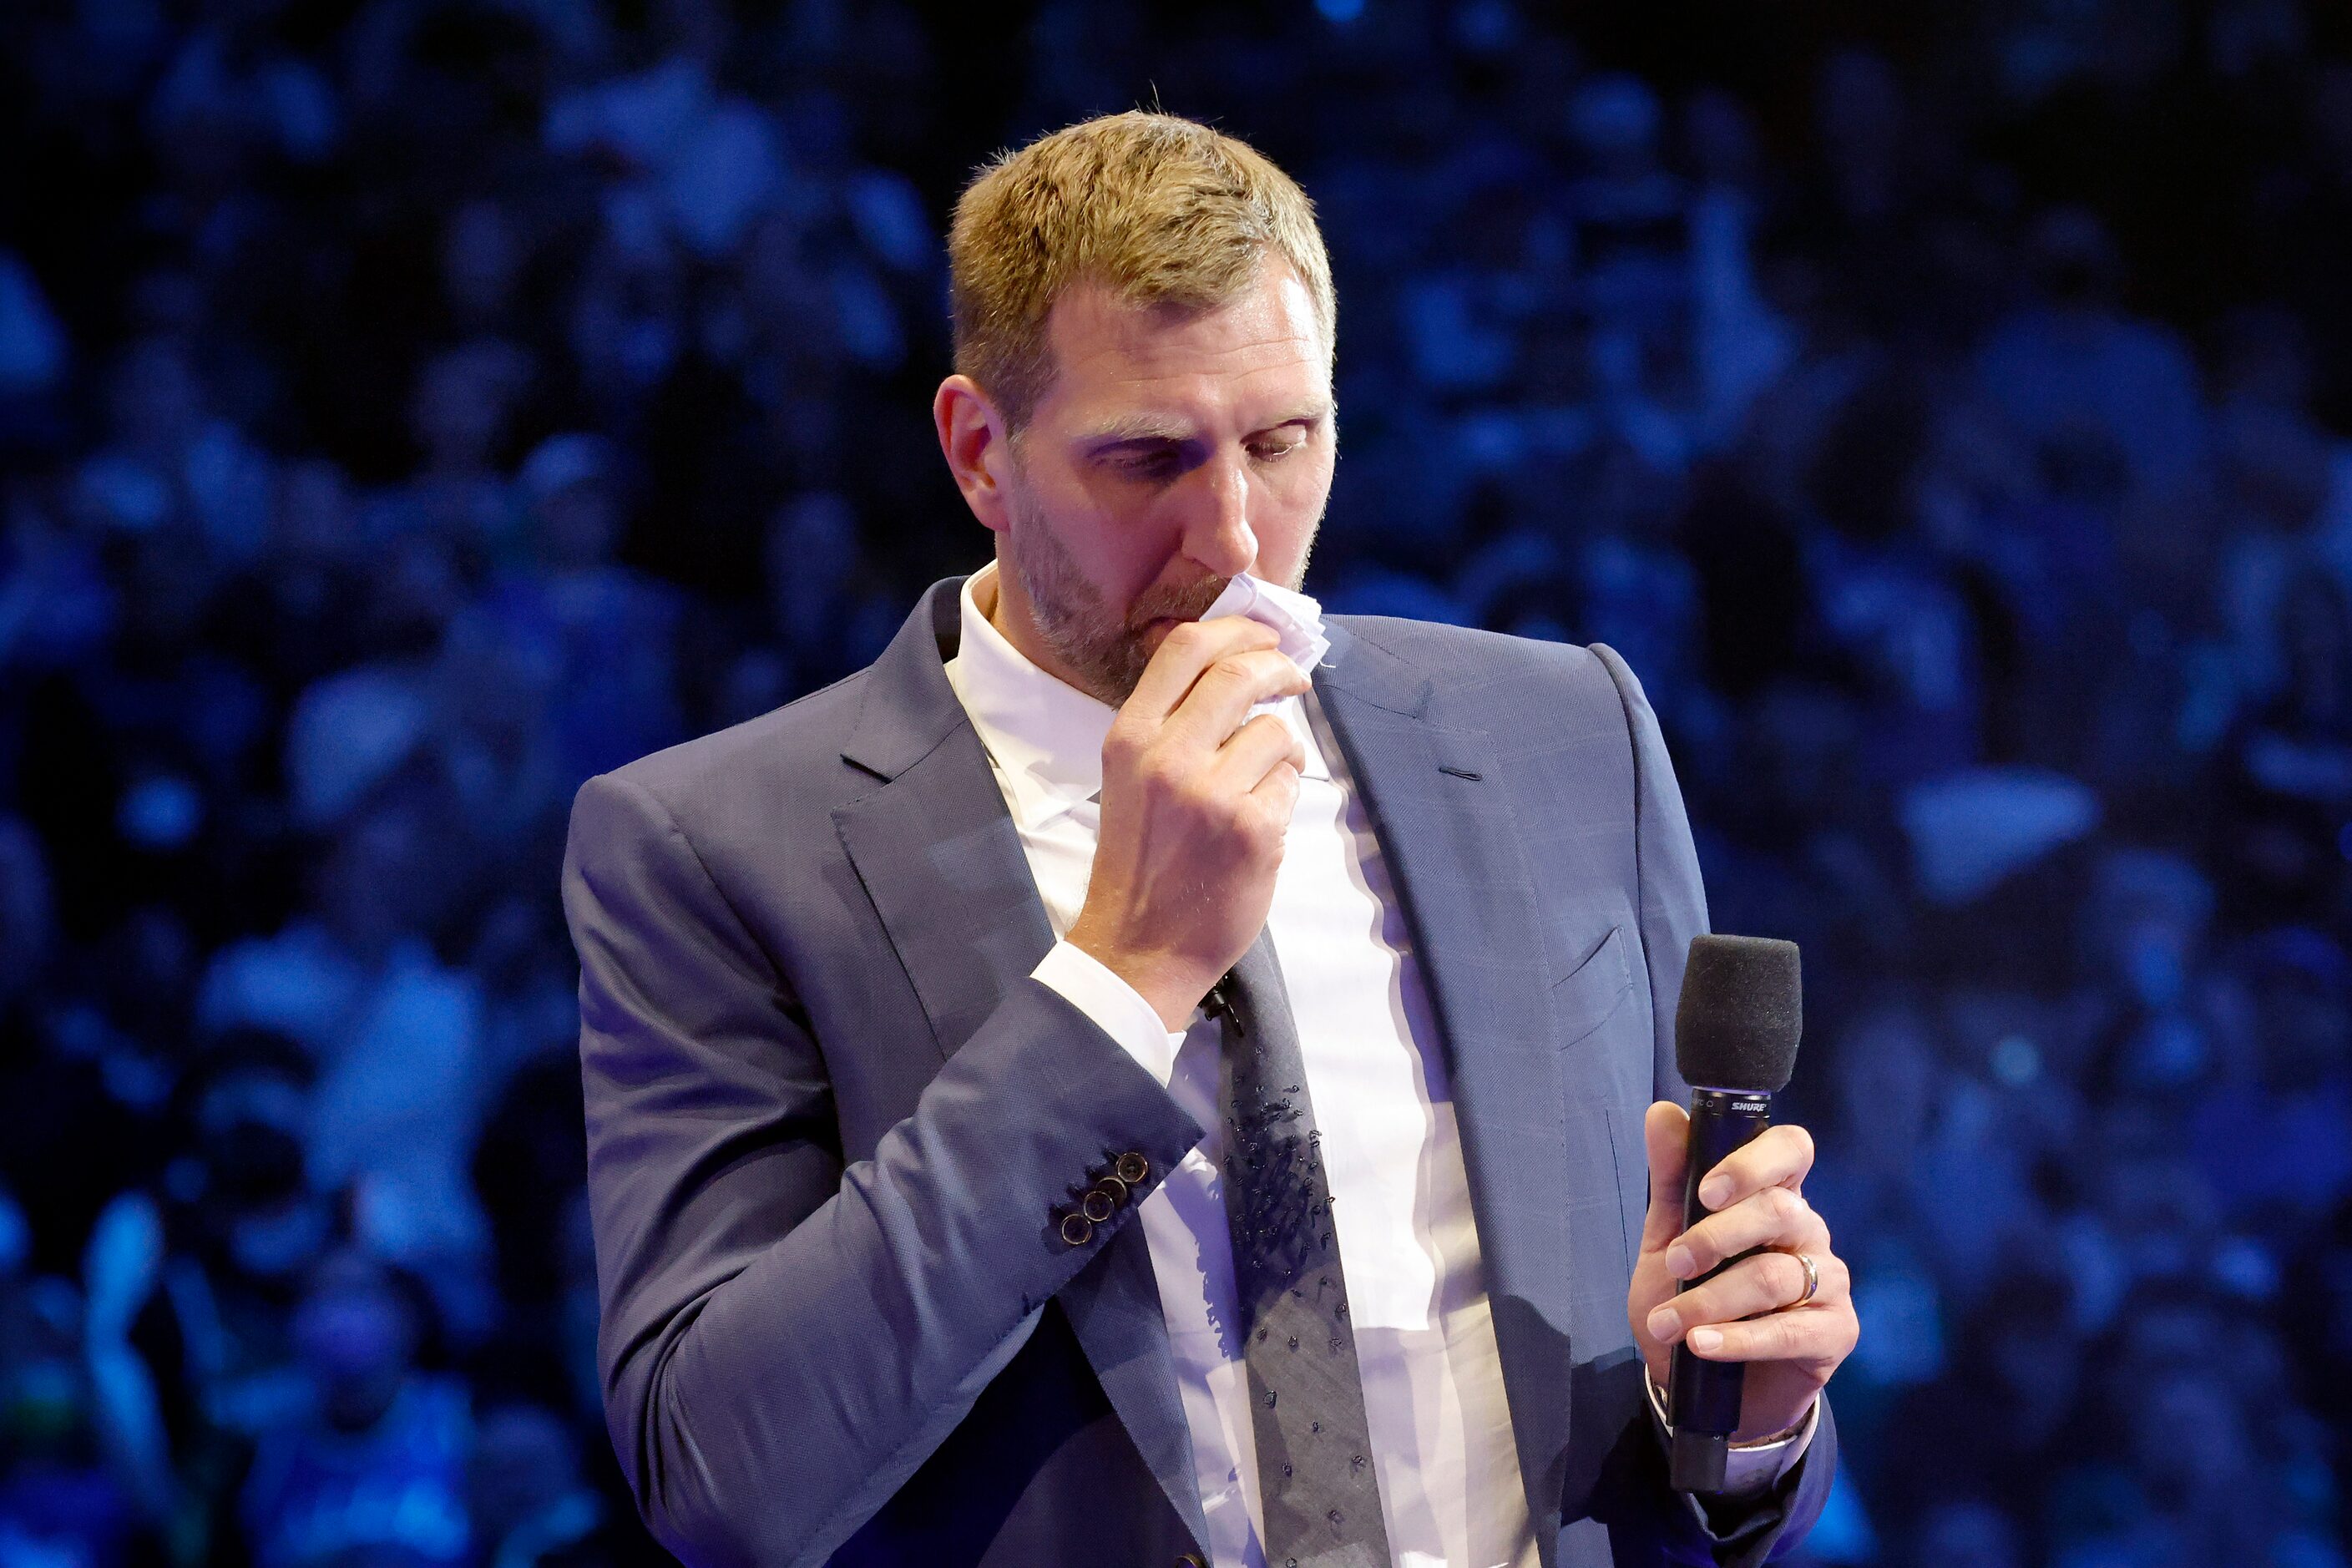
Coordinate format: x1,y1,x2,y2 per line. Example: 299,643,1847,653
1627,1101,1858,1442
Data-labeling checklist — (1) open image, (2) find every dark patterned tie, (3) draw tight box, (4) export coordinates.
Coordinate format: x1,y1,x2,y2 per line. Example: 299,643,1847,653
1212,931,1393,1568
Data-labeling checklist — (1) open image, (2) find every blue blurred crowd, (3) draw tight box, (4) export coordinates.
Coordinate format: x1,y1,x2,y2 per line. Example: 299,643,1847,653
3,2,2351,1565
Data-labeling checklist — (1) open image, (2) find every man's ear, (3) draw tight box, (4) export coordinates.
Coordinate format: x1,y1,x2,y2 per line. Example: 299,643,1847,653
933,375,1014,535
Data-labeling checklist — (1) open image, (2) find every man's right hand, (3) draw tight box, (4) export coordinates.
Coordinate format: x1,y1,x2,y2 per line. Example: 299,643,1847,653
1066,615,1310,1030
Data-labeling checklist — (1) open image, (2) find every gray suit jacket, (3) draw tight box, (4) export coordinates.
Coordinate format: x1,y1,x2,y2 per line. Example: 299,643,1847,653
563,578,1836,1568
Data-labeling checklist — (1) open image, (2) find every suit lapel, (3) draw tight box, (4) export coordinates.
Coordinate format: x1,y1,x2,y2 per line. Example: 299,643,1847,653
1313,620,1581,1560
831,579,1211,1552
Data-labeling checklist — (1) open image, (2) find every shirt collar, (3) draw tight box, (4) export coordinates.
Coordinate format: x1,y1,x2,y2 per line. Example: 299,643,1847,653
943,563,1118,831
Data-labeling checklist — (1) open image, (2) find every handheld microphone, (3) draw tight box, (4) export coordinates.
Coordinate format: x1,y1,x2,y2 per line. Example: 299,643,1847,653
1666,933,1803,1495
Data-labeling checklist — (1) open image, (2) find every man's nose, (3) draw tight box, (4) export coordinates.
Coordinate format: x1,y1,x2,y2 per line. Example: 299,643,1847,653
1179,452,1257,578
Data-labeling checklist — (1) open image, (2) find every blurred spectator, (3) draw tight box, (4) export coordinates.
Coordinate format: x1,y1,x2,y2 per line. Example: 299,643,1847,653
486,434,685,781
467,1403,613,1568
237,1247,472,1568
1877,1272,2089,1560
161,1030,331,1444
1975,209,2209,502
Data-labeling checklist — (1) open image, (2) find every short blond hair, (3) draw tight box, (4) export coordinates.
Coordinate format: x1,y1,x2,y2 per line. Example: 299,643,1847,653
947,111,1337,431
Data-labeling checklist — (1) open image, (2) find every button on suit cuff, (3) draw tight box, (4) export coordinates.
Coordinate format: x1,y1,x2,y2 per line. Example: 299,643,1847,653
1031,940,1188,1087
1642,1364,1818,1495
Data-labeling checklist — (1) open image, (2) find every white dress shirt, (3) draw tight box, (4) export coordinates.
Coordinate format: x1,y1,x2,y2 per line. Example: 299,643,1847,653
941,564,1805,1566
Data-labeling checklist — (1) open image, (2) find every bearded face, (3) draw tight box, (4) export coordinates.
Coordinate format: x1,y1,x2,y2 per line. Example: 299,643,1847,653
937,255,1337,703
1001,456,1238,704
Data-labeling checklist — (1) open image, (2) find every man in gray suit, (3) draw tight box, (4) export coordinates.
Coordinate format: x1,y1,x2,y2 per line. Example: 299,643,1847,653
563,113,1857,1568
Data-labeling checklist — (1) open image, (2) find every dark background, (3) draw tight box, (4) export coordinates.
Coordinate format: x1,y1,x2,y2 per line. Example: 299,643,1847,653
3,2,2350,1565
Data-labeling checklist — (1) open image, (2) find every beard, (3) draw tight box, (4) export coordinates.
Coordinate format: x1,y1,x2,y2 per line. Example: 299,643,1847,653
1003,486,1232,705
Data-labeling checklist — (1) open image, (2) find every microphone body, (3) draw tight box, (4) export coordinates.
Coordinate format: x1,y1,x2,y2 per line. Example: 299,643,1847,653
1666,1086,1775,1493
1663,933,1804,1495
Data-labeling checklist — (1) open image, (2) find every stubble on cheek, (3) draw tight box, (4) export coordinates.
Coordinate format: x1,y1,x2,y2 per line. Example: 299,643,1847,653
1009,494,1229,704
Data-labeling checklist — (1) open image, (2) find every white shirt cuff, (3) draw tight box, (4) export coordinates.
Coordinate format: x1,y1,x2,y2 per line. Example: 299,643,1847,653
1031,940,1189,1087
1642,1365,1818,1496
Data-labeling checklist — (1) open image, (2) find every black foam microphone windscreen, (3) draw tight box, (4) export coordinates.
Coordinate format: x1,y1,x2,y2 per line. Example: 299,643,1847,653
1675,933,1802,1093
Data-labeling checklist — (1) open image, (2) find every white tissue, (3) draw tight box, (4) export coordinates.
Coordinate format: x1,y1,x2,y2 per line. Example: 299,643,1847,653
1201,573,1329,672
1200,573,1329,719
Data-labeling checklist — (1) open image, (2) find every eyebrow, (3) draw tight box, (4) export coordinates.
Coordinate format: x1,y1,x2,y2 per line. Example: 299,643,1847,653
1075,412,1196,447
1074,404,1333,448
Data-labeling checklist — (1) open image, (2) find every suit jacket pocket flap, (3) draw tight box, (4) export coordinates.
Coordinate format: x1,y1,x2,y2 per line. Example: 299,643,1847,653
1551,924,1632,1050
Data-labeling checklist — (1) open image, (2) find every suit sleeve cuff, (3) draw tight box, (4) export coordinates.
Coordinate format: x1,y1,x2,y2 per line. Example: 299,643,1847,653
1642,1364,1818,1496
1031,940,1189,1087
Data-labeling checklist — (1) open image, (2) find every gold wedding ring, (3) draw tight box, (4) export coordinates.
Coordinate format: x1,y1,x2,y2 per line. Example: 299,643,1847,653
1789,1250,1820,1308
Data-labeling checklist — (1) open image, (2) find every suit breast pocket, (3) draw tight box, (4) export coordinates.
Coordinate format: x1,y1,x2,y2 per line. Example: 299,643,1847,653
1556,926,1646,1277
1550,924,1633,1051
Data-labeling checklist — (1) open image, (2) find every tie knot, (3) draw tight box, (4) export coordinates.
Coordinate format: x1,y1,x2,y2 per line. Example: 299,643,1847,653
1204,970,1244,1033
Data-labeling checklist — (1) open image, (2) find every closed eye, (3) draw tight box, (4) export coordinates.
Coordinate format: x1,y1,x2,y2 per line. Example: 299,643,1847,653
1090,420,1319,479
1086,442,1185,479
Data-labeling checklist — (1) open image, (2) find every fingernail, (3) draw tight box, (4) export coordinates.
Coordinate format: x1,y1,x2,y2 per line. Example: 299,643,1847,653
1664,1245,1694,1279
1646,1308,1677,1341
1688,1327,1722,1353
1698,1176,1730,1209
